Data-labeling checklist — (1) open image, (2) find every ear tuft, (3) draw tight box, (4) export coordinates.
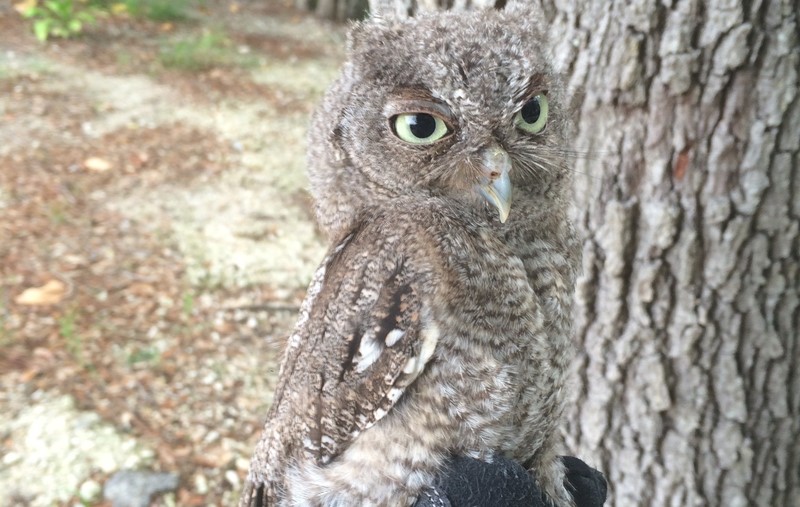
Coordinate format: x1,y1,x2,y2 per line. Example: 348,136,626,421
345,20,370,54
346,18,400,56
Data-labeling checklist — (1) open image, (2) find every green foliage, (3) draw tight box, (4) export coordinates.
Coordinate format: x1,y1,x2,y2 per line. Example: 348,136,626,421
126,345,161,366
159,31,252,71
181,291,195,317
21,0,99,42
20,0,198,42
123,0,195,22
59,308,83,363
46,201,69,225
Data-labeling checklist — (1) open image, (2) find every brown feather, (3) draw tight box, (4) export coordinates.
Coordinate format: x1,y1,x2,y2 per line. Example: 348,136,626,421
242,6,580,507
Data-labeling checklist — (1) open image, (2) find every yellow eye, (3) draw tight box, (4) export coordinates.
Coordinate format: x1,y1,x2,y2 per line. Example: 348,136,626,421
514,94,548,134
392,113,451,145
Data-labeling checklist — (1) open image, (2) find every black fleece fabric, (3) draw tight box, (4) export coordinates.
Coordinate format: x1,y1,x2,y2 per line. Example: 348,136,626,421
413,455,607,507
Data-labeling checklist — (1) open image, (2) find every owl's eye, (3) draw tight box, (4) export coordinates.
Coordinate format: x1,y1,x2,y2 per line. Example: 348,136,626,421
392,113,451,145
514,95,549,134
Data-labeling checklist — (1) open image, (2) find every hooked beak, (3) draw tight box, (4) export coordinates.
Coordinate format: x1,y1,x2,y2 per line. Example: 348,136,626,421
476,147,512,223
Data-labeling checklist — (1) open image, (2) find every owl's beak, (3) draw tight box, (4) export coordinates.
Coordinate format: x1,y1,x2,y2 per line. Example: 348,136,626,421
477,147,512,223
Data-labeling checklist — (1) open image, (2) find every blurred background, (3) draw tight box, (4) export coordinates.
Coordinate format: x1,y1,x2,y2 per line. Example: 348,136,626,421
3,1,797,506
0,1,345,505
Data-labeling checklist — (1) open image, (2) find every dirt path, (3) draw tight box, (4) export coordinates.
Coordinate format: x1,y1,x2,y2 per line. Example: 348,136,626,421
0,2,344,505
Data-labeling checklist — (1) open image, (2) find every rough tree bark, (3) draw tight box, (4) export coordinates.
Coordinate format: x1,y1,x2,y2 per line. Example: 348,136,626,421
296,0,500,20
367,0,500,17
295,0,369,20
299,0,800,504
543,1,799,506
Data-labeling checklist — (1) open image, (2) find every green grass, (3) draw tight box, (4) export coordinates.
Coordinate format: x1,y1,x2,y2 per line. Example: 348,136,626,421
46,201,69,225
126,345,161,366
124,0,194,22
59,308,83,363
22,0,99,42
159,31,252,71
181,291,195,317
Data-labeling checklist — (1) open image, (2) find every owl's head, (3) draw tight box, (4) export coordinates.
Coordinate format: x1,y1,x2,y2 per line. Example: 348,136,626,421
308,8,571,237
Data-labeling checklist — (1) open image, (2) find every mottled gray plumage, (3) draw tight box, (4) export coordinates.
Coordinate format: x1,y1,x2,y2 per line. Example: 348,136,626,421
242,6,579,507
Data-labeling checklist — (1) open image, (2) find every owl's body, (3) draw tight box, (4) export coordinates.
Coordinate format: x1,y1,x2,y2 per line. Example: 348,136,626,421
242,7,579,507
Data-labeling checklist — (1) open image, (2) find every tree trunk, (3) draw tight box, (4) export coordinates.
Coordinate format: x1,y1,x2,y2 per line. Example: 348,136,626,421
296,0,369,20
303,0,800,504
367,0,499,17
542,1,799,505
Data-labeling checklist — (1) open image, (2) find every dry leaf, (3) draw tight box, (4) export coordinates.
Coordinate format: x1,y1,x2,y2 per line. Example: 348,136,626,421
20,367,41,383
111,2,128,14
130,151,149,169
229,2,240,13
15,279,67,305
84,156,112,172
128,282,156,297
13,0,37,14
177,489,207,507
193,447,233,467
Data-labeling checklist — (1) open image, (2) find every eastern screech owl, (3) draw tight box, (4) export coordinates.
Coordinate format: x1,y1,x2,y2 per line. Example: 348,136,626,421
241,5,580,507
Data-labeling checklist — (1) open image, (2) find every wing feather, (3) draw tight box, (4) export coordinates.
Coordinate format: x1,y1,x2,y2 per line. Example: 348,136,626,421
243,224,434,505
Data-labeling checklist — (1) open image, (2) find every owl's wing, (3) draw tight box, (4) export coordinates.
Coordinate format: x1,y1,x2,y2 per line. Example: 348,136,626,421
242,223,437,503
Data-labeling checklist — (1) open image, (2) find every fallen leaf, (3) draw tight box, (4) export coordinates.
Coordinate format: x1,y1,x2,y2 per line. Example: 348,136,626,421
173,446,193,458
13,0,36,15
160,22,174,32
33,347,55,360
62,254,87,267
193,446,233,468
14,279,67,305
229,2,240,13
84,156,112,172
129,151,149,169
177,489,206,507
111,2,128,14
128,282,156,297
20,368,41,382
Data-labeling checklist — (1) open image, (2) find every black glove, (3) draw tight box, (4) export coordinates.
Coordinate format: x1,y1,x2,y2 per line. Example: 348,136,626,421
562,456,607,507
414,455,607,507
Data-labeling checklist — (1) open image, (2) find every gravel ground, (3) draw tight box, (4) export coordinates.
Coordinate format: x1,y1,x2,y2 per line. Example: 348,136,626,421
0,2,345,505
